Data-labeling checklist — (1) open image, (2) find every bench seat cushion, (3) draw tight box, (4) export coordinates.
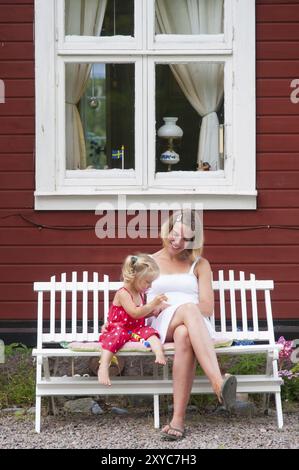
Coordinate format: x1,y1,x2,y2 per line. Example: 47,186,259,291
61,337,233,353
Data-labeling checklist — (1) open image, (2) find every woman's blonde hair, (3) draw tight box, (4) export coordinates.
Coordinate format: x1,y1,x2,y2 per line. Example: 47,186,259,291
121,253,160,284
160,209,204,260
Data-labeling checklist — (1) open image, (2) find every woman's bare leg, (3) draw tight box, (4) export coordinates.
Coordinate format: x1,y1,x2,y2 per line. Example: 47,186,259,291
162,325,196,437
167,304,224,400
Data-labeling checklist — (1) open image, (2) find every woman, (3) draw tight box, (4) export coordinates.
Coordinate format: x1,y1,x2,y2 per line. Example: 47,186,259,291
146,209,237,440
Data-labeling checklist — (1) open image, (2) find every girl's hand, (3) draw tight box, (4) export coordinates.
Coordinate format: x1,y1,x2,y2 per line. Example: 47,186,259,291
159,301,170,311
151,294,168,308
101,322,108,334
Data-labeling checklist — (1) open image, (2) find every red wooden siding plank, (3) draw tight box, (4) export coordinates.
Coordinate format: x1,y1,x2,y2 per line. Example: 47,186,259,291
257,116,299,134
257,4,299,22
0,42,34,60
257,61,299,78
257,136,299,152
257,42,299,60
257,79,297,98
257,154,299,171
0,99,35,116
258,190,299,208
0,62,34,78
0,172,34,189
0,136,34,153
1,225,298,246
0,263,297,284
0,155,34,171
257,0,299,4
257,98,299,115
0,116,34,134
0,5,33,23
0,23,33,41
204,210,299,225
3,80,34,98
1,245,299,264
257,171,299,189
0,191,33,208
0,0,33,4
257,22,299,41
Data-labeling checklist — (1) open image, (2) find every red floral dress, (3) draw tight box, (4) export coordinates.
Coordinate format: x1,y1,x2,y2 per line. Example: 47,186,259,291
99,287,159,353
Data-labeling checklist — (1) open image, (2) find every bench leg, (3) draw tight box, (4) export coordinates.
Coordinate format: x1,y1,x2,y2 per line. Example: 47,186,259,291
154,395,160,429
35,396,41,433
275,392,283,429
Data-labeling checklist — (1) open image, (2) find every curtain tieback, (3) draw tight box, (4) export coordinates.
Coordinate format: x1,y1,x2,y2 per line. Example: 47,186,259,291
201,111,217,118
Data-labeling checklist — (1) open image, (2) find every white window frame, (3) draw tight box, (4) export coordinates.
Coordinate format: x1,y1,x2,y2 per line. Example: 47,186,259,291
35,0,257,210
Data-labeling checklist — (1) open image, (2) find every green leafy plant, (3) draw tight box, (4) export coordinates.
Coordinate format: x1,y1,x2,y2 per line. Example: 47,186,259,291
0,343,35,409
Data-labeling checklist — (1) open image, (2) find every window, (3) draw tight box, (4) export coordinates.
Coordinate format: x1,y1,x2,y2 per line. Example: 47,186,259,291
35,0,256,210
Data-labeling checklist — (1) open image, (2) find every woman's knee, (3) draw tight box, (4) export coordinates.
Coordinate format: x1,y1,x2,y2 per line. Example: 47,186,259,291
178,303,203,322
173,325,192,351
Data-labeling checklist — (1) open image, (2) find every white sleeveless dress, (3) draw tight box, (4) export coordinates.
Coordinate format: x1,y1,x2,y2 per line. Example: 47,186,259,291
146,256,216,344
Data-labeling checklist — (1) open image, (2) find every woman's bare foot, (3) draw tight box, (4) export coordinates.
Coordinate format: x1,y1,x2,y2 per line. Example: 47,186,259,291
161,419,185,439
97,364,111,386
155,353,167,365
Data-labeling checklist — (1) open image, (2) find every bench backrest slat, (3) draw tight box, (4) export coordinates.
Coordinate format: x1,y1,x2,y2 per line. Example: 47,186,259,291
229,270,237,336
93,272,99,335
60,273,66,337
34,271,275,345
218,270,226,333
250,273,259,334
82,271,88,340
50,276,56,340
71,272,78,339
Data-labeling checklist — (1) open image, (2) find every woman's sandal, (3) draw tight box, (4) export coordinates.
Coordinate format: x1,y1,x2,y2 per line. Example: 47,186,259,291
220,374,237,411
161,424,185,441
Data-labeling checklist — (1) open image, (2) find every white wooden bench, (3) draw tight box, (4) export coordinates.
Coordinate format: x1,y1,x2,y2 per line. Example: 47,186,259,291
32,270,283,433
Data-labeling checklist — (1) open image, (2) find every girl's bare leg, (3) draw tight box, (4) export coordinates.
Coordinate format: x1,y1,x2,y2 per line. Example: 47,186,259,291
147,335,166,365
162,325,196,438
167,304,224,401
98,349,114,386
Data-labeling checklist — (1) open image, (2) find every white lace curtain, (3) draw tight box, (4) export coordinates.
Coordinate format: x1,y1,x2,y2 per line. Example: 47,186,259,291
65,0,107,169
156,0,224,170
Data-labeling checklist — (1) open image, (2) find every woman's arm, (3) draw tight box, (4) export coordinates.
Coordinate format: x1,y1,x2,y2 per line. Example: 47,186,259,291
118,290,167,319
196,258,214,317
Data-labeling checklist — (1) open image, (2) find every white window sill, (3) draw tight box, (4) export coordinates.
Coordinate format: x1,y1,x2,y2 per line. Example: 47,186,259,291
34,190,257,211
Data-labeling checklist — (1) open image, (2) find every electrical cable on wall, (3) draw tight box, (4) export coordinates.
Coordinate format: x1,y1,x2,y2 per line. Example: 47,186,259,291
1,213,299,232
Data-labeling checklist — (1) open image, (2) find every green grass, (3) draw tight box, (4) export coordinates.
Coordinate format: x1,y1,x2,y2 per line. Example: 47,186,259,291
0,343,35,409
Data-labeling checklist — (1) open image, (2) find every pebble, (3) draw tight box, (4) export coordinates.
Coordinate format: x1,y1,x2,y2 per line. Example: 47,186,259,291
111,407,129,415
0,407,298,449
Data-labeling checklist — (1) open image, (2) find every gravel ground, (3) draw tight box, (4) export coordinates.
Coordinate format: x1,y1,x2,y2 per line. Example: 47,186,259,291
0,407,298,449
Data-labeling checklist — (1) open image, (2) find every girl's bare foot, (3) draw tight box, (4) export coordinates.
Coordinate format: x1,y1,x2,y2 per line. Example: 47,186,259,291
155,353,167,365
98,364,111,386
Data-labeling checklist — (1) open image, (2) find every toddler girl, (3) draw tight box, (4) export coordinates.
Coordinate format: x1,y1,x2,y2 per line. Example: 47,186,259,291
98,253,168,386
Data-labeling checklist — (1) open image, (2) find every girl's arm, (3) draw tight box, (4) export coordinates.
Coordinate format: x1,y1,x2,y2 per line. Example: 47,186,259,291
195,258,214,317
118,290,167,319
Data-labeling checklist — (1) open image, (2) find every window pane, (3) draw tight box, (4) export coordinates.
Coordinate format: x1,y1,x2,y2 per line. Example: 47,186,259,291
155,63,224,173
65,63,135,171
155,0,224,35
65,0,134,37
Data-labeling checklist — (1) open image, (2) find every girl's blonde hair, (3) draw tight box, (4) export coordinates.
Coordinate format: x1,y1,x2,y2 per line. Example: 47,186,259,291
160,209,204,261
121,253,160,284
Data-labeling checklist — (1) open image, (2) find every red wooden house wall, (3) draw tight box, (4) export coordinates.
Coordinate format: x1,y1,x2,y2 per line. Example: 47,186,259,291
0,0,298,334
